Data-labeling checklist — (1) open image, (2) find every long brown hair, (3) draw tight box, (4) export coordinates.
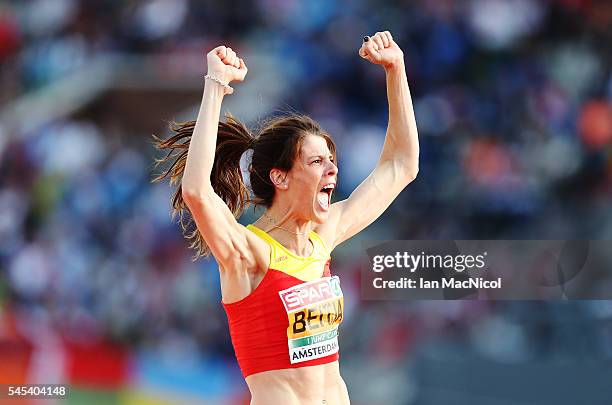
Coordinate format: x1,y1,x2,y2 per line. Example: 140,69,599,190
152,112,337,259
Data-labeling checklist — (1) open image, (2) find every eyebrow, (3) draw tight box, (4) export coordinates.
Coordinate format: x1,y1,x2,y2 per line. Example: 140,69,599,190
307,154,334,160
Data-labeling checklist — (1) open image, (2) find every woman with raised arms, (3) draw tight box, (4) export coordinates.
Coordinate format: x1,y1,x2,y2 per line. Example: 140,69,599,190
154,31,419,405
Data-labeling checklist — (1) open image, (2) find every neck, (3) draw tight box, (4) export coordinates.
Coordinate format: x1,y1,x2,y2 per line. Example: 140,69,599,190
257,204,313,257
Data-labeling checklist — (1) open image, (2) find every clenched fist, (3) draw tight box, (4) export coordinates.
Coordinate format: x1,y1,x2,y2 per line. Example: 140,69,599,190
359,31,404,69
206,45,248,95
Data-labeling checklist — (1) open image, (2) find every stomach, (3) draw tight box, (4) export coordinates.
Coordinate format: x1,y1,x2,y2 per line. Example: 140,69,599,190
245,361,350,405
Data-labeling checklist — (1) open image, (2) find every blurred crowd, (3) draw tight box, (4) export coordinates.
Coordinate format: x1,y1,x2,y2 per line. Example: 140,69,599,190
1,0,612,403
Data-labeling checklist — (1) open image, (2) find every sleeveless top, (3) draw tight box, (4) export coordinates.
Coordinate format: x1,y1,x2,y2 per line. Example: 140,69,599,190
222,224,344,378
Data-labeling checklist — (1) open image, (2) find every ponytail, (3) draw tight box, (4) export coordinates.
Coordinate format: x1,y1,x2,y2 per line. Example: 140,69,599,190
152,114,253,259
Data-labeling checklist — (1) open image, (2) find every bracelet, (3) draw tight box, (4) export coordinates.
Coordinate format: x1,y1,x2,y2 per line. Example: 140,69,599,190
204,74,231,90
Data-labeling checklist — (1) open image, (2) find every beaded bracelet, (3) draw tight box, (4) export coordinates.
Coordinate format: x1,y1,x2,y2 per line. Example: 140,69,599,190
204,74,231,91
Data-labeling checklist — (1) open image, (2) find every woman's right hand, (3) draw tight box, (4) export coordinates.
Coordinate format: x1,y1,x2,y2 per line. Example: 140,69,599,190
206,45,248,95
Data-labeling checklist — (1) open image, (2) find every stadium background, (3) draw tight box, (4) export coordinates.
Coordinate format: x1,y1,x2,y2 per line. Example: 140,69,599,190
1,0,611,404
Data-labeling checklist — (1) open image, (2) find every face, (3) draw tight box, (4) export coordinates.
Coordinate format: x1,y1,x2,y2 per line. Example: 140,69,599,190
273,134,338,223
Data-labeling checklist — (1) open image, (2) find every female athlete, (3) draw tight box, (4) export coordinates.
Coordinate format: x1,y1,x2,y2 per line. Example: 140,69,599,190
153,31,419,405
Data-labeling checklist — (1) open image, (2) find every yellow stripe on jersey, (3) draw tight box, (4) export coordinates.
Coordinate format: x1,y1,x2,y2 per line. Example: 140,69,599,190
246,224,331,282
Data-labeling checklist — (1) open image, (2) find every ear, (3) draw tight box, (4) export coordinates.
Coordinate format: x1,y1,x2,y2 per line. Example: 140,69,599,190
269,168,289,189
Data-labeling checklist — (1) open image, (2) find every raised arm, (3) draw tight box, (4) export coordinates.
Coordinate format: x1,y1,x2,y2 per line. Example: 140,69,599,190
180,46,265,269
182,46,245,193
322,31,419,248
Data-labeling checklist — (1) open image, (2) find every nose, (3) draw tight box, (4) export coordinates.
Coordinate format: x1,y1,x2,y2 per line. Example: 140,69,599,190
326,159,338,177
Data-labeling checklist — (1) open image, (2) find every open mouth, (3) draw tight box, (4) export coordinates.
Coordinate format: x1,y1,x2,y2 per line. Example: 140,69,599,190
317,183,335,210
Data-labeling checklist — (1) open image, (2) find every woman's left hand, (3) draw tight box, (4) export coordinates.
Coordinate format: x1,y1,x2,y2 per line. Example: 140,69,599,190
359,31,404,69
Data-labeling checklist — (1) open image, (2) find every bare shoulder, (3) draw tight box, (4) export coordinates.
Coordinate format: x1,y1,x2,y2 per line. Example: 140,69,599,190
211,222,271,274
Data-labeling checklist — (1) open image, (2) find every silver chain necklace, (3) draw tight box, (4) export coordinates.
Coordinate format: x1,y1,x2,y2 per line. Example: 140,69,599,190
262,212,310,236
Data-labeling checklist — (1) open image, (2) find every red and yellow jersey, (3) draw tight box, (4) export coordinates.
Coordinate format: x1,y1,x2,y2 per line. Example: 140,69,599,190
222,224,344,378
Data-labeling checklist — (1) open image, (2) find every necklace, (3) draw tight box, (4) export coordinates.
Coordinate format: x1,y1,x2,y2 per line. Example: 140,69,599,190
262,212,310,236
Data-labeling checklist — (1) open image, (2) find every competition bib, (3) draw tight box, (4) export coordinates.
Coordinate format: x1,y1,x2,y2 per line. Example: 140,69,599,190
279,276,344,364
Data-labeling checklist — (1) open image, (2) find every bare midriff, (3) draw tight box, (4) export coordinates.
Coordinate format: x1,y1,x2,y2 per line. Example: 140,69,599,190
246,361,350,405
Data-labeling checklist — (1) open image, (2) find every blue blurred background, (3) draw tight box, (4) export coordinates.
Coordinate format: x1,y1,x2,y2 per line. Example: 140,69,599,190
1,0,611,404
